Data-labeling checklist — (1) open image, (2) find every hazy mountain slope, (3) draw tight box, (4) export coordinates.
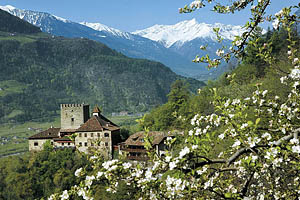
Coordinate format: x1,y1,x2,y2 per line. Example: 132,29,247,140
0,9,205,123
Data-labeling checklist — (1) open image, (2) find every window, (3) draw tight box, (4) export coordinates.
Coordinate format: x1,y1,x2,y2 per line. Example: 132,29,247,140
104,133,109,137
79,142,82,146
68,143,70,146
105,142,108,147
85,142,88,147
91,142,94,147
84,133,87,137
51,142,53,145
71,118,74,125
79,133,82,137
34,142,38,146
91,133,93,137
62,143,64,146
97,133,100,137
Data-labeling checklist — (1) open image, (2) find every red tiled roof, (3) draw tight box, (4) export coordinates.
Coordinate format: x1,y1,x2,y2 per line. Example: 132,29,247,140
28,127,60,140
76,115,119,132
124,131,167,146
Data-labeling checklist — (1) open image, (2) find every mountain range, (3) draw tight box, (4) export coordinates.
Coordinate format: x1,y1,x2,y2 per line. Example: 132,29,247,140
0,5,244,80
0,8,204,123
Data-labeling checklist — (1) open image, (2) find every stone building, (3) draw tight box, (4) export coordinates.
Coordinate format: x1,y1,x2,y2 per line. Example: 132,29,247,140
28,104,121,159
119,131,170,161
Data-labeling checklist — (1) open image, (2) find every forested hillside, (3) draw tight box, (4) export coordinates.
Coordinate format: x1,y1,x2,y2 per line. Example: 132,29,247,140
0,9,205,124
0,9,41,34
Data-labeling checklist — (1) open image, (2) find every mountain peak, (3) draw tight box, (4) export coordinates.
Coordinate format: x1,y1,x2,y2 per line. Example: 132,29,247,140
80,21,132,39
0,5,17,12
133,19,244,48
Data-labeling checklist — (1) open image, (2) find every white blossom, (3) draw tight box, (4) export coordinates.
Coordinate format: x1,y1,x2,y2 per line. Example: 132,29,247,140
290,68,300,80
216,49,224,56
232,139,241,148
179,146,190,159
189,0,204,9
60,190,69,200
85,175,95,188
122,162,132,169
75,167,83,177
272,19,279,29
218,133,225,139
292,145,300,154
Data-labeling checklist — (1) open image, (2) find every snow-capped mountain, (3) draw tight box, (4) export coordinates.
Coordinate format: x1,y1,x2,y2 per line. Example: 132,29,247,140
0,5,240,80
80,22,132,40
133,18,244,48
0,5,70,32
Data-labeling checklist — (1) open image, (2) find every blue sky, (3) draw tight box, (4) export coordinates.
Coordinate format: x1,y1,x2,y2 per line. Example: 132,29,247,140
1,0,299,31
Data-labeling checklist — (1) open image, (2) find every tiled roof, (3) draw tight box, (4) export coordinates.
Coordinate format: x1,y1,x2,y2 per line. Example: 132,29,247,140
54,136,73,142
28,127,60,140
124,131,167,146
60,129,76,133
76,114,119,132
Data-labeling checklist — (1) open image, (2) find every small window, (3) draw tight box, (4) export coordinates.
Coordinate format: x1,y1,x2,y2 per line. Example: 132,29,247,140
51,142,53,145
91,133,94,137
97,133,100,137
105,142,108,147
79,142,82,146
34,142,38,146
68,143,70,146
62,143,64,146
104,133,109,137
71,118,74,122
85,142,88,147
79,133,82,137
84,133,87,137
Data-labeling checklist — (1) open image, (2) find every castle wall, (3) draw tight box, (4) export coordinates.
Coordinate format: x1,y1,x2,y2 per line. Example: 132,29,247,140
75,131,114,159
60,104,90,130
29,139,52,151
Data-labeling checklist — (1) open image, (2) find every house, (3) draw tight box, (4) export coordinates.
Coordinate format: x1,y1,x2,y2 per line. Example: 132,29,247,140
28,104,121,159
119,131,170,161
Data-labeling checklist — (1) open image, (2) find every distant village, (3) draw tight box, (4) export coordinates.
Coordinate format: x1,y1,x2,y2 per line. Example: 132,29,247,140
28,104,171,160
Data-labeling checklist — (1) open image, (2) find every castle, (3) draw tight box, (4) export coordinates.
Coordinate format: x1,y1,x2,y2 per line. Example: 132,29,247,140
28,104,121,159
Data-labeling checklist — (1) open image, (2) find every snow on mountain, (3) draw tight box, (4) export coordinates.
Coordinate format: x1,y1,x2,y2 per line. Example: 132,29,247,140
80,22,132,39
133,18,244,48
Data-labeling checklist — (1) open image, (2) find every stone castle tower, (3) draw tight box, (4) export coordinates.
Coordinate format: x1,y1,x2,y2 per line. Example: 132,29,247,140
60,104,90,130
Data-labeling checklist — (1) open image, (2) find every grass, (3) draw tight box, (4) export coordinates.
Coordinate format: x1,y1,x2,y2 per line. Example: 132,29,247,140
109,115,140,126
0,35,36,44
0,117,60,157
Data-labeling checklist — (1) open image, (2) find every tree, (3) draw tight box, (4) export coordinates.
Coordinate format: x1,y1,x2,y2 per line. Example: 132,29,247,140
48,1,300,199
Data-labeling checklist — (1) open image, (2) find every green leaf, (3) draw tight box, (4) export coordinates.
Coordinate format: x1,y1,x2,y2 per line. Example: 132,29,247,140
255,118,261,125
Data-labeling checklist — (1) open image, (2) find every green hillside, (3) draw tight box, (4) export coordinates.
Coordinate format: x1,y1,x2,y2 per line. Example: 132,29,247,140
0,10,205,124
